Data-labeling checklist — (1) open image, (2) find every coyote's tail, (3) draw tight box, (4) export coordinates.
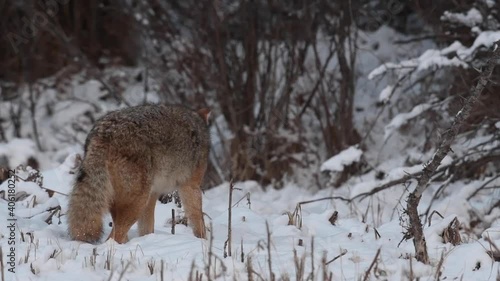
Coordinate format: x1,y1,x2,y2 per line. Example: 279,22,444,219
67,149,111,243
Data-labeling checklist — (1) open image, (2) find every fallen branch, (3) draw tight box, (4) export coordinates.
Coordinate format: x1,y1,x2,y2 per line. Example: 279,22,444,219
351,171,421,202
297,196,351,205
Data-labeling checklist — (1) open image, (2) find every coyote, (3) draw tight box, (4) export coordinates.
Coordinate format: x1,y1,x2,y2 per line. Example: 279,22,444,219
67,104,210,243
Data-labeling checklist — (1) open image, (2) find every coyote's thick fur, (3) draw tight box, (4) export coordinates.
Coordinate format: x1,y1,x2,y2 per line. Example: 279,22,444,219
67,104,210,243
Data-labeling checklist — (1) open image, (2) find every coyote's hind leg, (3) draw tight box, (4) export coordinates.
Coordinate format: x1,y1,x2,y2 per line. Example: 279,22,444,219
107,155,151,244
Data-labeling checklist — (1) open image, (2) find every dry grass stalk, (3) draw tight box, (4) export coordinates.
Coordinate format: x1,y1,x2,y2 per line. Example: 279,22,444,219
240,239,244,263
160,260,164,281
171,209,176,235
408,255,414,280
44,206,61,225
147,260,155,275
293,249,305,281
246,256,254,281
224,180,235,258
363,248,381,281
231,192,252,209
286,204,302,229
485,236,500,262
321,252,331,281
309,238,315,281
435,252,445,281
374,228,381,240
266,221,275,281
442,217,461,246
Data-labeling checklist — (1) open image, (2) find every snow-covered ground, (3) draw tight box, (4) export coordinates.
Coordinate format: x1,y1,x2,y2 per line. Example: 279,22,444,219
1,150,499,280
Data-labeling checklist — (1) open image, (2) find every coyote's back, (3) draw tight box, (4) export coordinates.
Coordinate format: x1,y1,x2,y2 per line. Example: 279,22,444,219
67,104,210,243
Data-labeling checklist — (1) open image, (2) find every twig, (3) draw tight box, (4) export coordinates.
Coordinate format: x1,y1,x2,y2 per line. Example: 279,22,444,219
427,210,444,227
394,34,469,44
232,192,251,208
44,206,61,224
28,84,43,151
325,249,348,265
360,75,408,147
487,199,500,215
423,175,454,222
354,152,500,203
351,172,421,201
467,174,500,200
42,187,69,197
484,236,500,262
296,40,337,120
297,196,351,205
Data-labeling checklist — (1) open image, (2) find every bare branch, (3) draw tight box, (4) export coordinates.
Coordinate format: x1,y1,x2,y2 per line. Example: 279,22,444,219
407,41,500,264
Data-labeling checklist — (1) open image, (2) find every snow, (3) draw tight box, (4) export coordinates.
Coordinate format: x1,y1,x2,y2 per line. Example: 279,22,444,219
441,8,483,27
384,103,432,141
368,45,469,80
0,138,37,168
368,26,500,80
320,146,363,172
368,62,402,80
1,157,498,280
457,31,500,59
378,85,393,103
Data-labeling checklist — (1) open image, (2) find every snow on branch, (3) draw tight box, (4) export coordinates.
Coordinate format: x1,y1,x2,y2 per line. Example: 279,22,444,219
368,6,500,81
384,102,433,141
368,41,468,80
320,146,363,172
457,31,500,60
441,8,483,27
378,85,394,103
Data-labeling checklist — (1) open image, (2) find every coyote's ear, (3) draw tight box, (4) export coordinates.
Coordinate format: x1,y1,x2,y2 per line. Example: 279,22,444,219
197,108,211,125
